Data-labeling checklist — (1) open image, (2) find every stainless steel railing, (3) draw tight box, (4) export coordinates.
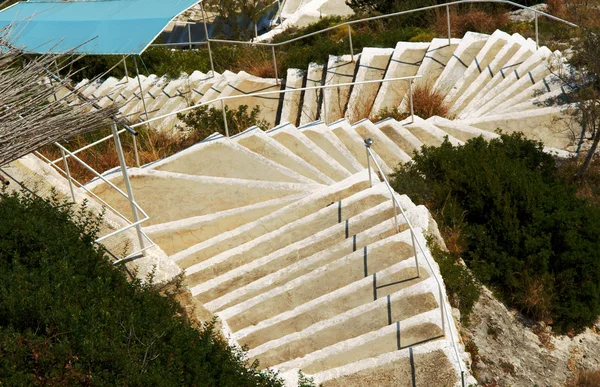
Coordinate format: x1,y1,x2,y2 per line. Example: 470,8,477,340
364,138,467,386
151,0,578,78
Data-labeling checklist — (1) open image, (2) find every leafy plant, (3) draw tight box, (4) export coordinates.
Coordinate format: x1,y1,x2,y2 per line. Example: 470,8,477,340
177,104,269,138
391,133,600,333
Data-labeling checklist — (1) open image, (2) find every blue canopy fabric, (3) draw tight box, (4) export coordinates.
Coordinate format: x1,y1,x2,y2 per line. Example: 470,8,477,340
0,0,200,55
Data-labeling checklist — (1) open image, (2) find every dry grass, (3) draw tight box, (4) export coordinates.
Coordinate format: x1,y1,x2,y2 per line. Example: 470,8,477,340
234,47,278,78
38,126,205,183
373,81,450,122
435,8,509,37
567,370,600,387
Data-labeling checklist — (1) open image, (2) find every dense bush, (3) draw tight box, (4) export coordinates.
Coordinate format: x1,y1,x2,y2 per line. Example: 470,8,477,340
391,133,600,333
0,190,283,386
177,104,268,138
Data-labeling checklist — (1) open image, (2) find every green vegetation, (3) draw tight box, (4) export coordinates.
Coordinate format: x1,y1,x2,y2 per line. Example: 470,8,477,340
0,189,284,386
391,133,600,333
177,104,269,138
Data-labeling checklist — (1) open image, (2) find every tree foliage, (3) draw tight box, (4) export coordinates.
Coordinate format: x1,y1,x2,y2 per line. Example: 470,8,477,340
0,189,283,386
177,104,268,138
391,133,600,333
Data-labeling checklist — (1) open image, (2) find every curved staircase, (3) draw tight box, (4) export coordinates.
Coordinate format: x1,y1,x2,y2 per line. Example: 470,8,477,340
48,30,579,385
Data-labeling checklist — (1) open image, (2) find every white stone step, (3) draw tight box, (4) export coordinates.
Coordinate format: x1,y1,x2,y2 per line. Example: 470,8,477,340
298,121,364,173
189,184,400,301
427,116,499,142
345,47,394,123
267,123,352,181
370,42,429,118
460,45,553,119
433,32,489,94
374,118,424,157
88,76,122,105
472,50,562,117
172,170,373,270
461,105,574,149
118,74,164,120
328,119,393,174
219,71,281,127
145,194,304,256
444,30,512,110
299,63,324,126
95,76,130,108
233,125,335,184
280,68,305,126
90,168,319,226
321,54,360,124
498,81,573,114
398,38,460,112
146,136,316,184
452,33,530,117
198,70,238,105
401,116,463,147
351,119,411,167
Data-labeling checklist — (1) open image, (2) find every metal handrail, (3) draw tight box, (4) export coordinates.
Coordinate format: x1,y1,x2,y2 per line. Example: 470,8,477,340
130,74,422,134
364,140,466,386
151,0,578,73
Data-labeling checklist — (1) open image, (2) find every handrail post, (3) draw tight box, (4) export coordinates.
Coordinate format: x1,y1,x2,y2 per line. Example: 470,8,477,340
188,23,193,50
271,46,279,84
60,147,76,203
410,228,421,277
364,138,373,187
201,1,215,76
111,122,146,255
132,132,141,168
348,25,354,61
535,11,539,49
220,99,230,137
123,56,128,78
133,56,150,123
446,4,451,45
408,79,415,124
439,285,446,333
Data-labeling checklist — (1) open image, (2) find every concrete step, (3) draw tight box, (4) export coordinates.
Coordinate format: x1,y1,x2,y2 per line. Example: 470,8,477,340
280,68,305,126
328,119,393,174
146,135,316,184
427,116,499,142
119,75,166,121
233,125,335,184
267,123,351,181
433,32,489,94
321,54,360,124
90,168,319,226
299,63,324,126
370,42,429,118
374,118,424,157
497,80,573,114
400,116,463,147
298,121,364,174
472,50,561,117
398,38,460,112
444,30,512,111
453,33,529,117
185,193,404,294
351,119,411,167
172,171,372,270
345,48,394,123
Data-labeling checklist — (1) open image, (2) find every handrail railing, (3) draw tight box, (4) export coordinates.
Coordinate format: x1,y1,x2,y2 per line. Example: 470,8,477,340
363,138,466,386
151,0,578,75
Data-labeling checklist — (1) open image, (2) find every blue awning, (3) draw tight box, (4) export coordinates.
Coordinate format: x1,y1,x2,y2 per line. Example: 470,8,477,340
0,0,200,55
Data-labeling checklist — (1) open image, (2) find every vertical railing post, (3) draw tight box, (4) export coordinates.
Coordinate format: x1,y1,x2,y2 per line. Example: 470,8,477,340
133,56,150,123
132,133,141,168
392,196,399,233
322,88,328,124
446,4,451,45
220,99,230,138
188,23,193,50
60,147,76,203
111,122,146,255
201,1,215,76
410,228,421,277
535,11,539,49
364,138,373,187
123,56,128,78
408,79,415,124
271,46,279,84
348,25,354,61
439,285,446,333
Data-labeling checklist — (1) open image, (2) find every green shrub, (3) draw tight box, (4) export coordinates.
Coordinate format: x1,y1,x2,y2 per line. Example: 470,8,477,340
391,133,600,333
177,104,268,138
0,189,283,386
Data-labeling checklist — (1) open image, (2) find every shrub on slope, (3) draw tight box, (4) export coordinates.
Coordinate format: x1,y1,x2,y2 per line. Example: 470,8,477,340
390,133,600,333
0,190,283,386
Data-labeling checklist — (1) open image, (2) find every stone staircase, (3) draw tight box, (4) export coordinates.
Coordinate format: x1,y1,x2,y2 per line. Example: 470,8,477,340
40,29,580,385
59,29,577,151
